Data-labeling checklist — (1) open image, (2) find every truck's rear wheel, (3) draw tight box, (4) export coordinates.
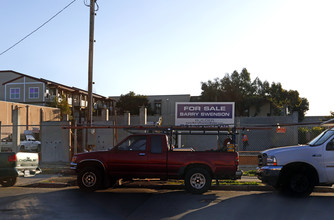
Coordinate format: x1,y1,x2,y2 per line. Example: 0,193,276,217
78,167,102,192
185,168,211,194
0,177,17,187
281,169,314,197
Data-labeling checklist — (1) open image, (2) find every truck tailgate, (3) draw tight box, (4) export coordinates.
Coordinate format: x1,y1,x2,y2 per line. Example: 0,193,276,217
16,152,41,176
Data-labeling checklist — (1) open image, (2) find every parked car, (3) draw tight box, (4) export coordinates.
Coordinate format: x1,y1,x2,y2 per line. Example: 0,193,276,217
71,133,241,194
0,152,17,186
0,131,41,152
257,128,334,197
0,152,41,187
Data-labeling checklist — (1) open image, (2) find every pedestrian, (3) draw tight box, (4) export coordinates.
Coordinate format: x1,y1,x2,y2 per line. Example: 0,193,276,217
242,134,248,151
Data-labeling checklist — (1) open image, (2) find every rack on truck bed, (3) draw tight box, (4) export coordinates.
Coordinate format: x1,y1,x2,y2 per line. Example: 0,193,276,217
123,125,239,152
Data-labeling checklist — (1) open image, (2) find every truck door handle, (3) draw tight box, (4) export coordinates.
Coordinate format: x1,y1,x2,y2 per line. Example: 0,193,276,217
312,154,322,157
139,153,145,156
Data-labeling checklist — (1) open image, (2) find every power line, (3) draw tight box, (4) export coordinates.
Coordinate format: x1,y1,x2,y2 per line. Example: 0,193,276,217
0,0,78,56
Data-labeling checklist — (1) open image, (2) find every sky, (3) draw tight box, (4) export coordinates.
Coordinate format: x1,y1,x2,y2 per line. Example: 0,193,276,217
1,0,334,116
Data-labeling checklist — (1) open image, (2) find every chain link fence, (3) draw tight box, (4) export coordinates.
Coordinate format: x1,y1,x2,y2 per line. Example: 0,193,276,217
238,124,326,152
1,121,329,164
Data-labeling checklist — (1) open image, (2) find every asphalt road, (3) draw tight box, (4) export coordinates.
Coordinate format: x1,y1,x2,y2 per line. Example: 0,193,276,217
1,184,334,220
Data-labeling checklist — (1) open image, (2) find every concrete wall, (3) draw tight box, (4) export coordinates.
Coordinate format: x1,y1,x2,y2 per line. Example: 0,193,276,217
87,115,161,151
0,100,60,139
27,106,299,163
0,102,64,161
236,112,299,151
40,121,71,162
77,114,165,153
89,111,299,152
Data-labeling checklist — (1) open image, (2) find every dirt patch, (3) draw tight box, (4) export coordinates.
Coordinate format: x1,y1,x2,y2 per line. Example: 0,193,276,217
23,176,77,188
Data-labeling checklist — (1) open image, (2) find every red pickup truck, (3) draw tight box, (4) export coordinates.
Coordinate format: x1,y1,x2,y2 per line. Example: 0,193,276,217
71,133,241,194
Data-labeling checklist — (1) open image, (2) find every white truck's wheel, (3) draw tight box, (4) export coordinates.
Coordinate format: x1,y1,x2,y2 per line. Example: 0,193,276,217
281,169,314,197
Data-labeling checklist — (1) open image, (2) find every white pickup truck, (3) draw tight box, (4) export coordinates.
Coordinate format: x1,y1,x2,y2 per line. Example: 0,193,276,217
0,152,41,187
257,128,334,197
0,133,41,152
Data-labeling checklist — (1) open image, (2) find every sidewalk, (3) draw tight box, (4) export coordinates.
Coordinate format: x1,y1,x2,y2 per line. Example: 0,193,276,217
39,162,73,175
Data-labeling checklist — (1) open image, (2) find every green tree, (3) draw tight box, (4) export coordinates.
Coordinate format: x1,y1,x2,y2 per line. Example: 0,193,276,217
268,83,309,120
201,68,268,116
116,91,153,115
50,94,71,120
200,68,309,120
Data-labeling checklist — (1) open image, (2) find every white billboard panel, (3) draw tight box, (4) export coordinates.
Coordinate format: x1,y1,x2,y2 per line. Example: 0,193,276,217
175,102,235,126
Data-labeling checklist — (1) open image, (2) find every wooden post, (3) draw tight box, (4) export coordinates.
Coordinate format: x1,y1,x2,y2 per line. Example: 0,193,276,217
12,107,20,153
87,0,95,126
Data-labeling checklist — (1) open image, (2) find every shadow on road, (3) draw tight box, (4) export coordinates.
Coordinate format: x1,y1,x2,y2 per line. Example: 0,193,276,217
1,188,334,220
179,192,334,220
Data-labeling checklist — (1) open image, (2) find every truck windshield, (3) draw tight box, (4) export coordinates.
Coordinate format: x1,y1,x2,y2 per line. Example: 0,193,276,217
308,129,334,146
25,135,36,141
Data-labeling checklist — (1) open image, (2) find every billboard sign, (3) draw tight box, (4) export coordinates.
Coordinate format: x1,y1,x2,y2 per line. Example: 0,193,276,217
175,102,235,126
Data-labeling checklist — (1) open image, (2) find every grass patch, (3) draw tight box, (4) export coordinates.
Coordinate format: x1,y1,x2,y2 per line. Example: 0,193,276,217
242,170,257,176
216,180,259,185
166,180,184,185
166,179,259,186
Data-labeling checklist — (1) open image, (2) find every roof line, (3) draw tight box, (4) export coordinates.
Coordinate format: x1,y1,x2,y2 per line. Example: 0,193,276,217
1,70,108,99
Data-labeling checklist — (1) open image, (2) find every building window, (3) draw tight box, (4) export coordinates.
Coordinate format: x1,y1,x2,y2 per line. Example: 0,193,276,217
10,88,20,99
154,100,162,115
29,87,39,99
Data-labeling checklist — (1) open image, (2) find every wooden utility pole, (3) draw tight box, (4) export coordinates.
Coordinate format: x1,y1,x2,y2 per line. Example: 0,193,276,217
85,0,96,150
87,0,95,126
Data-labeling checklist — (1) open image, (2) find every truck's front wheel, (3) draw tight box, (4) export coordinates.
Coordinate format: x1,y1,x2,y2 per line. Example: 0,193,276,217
0,177,17,187
185,168,211,194
281,169,314,197
78,167,102,192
